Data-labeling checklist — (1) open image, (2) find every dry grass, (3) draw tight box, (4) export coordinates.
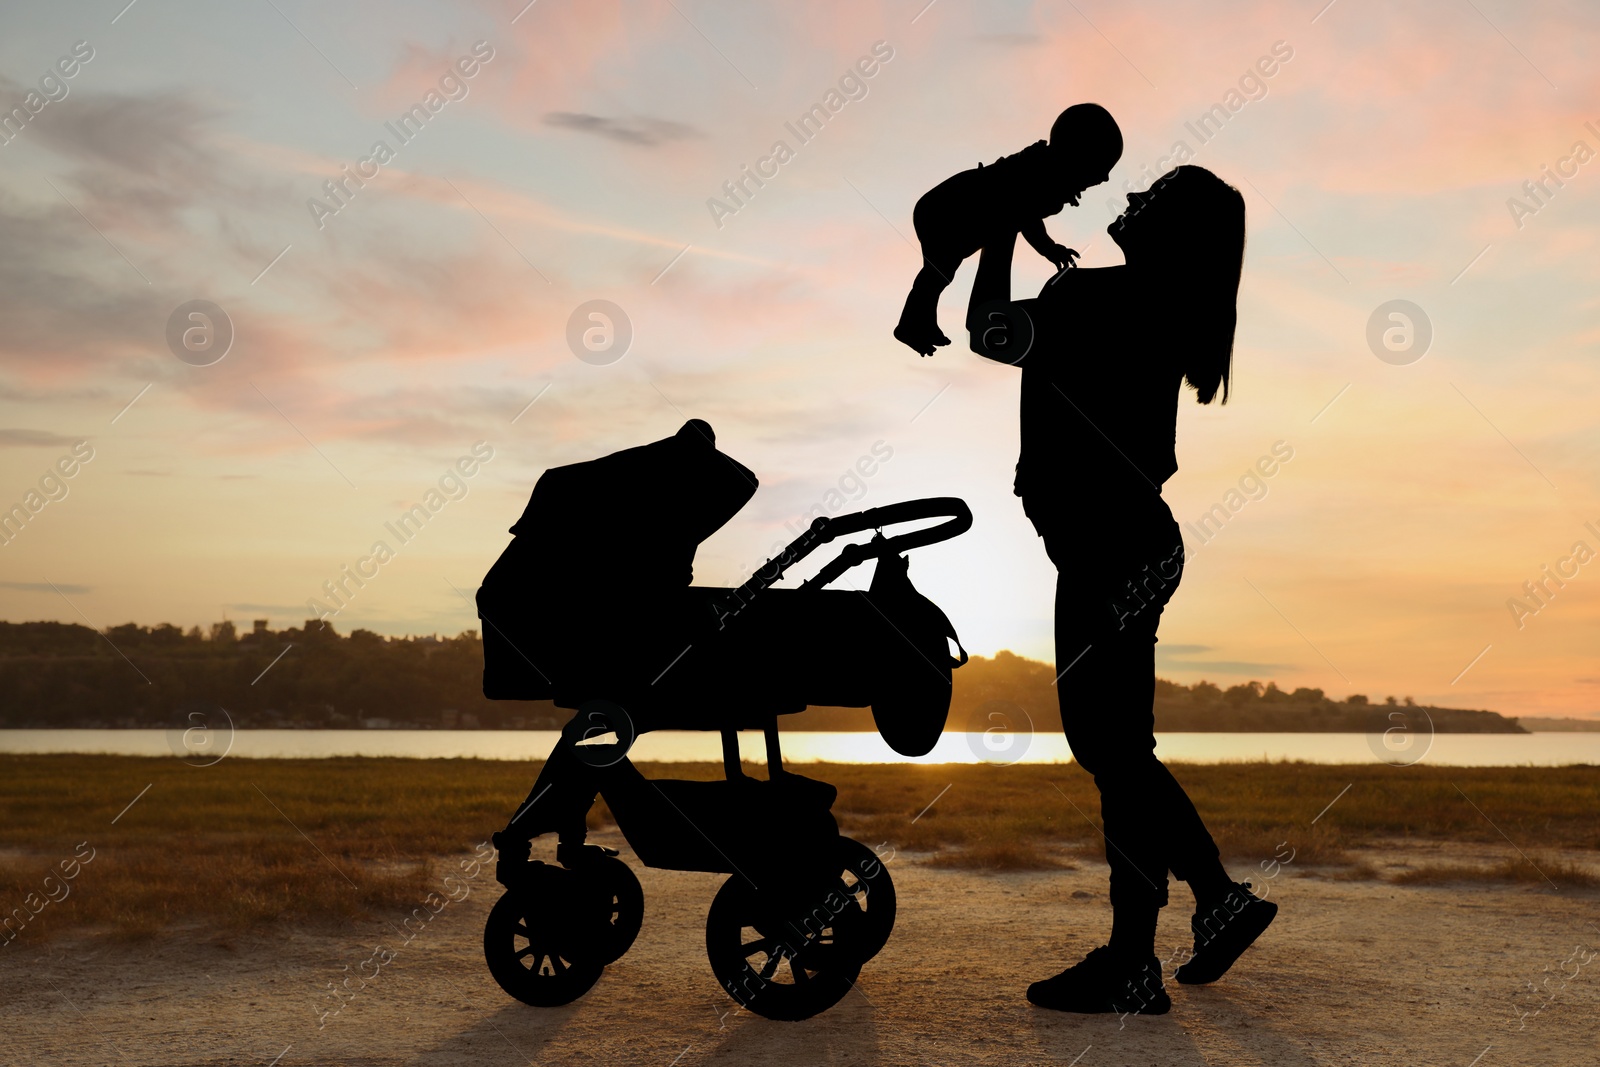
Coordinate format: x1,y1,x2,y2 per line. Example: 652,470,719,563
1,755,1596,941
0,755,507,942
922,841,1071,871
809,760,1600,874
1327,863,1382,881
1391,855,1599,888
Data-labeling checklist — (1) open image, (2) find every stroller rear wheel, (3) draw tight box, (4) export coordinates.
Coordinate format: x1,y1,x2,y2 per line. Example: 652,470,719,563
483,867,604,1006
704,868,867,1021
571,853,644,965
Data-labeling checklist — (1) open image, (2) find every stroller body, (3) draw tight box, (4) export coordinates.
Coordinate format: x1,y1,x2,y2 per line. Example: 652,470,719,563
478,421,971,1020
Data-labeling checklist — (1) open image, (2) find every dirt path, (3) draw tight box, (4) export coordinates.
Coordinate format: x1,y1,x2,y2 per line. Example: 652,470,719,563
2,832,1595,1066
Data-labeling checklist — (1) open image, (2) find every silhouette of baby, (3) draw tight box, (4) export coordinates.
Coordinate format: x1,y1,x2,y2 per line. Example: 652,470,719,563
894,103,1122,357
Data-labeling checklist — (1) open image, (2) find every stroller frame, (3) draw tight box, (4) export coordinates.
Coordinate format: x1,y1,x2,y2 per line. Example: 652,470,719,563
482,498,971,1021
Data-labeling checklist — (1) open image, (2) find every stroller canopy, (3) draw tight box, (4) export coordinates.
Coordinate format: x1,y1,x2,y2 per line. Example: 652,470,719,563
506,419,756,590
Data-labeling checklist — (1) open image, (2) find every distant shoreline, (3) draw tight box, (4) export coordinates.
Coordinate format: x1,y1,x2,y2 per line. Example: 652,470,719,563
1517,716,1600,732
5,624,1587,732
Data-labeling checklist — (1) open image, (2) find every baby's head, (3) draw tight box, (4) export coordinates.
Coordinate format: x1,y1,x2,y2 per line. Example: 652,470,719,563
1048,103,1122,205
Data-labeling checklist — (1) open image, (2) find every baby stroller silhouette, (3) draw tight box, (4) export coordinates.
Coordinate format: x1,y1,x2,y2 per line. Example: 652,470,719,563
477,420,971,1020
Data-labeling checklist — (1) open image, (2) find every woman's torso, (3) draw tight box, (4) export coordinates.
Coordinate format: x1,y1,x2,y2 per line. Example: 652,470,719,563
1015,266,1182,538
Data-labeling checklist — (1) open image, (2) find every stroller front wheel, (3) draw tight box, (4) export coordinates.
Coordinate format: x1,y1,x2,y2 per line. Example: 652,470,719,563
483,872,604,1006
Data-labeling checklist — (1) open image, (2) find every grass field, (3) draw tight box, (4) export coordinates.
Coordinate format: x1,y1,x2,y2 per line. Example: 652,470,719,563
1,755,1596,940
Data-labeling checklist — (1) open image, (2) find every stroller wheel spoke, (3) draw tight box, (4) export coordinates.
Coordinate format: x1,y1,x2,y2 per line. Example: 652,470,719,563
788,958,812,985
741,935,774,956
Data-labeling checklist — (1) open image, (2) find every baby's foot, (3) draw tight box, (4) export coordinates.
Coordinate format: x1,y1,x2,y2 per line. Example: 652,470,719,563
894,323,938,357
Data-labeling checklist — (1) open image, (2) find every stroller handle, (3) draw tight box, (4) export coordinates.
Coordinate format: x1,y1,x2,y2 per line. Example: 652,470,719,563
708,496,971,628
799,497,973,589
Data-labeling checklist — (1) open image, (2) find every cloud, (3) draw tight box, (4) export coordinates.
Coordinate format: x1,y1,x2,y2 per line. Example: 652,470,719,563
974,33,1041,46
0,581,90,594
29,90,222,184
0,429,83,447
0,382,118,404
23,86,276,242
542,111,701,146
0,191,158,374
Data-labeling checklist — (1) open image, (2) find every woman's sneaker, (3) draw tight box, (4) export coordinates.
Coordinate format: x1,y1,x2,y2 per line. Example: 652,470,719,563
1027,945,1171,1015
1174,881,1277,985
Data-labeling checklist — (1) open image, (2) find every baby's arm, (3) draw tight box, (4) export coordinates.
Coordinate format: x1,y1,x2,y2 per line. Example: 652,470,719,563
1021,218,1077,270
1020,218,1053,257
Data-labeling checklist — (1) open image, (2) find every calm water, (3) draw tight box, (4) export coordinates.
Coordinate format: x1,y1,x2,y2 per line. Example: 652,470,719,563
1,729,1597,766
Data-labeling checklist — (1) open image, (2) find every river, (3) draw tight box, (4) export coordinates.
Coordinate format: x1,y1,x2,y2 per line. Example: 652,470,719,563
2,729,1597,766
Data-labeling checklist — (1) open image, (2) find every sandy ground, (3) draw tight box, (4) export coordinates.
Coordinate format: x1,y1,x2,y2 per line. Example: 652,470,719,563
2,832,1597,1067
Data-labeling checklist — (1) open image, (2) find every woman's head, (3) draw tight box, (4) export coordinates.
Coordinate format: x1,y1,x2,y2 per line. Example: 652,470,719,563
1109,166,1245,404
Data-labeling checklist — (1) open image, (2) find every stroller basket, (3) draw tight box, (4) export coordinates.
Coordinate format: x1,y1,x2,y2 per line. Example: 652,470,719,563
601,762,840,876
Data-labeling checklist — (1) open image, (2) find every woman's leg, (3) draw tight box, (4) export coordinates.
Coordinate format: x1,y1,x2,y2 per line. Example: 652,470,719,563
1024,559,1176,1013
1046,519,1274,989
1053,580,1168,956
1058,623,1229,911
1047,524,1228,934
1030,512,1249,1011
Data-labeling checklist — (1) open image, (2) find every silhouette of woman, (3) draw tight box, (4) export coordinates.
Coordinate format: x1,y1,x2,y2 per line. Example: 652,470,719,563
966,165,1275,1015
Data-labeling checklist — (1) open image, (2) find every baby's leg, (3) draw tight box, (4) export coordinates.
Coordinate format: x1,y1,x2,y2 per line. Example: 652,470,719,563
896,244,965,354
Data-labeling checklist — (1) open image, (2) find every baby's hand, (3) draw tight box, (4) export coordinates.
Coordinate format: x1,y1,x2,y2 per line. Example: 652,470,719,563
1050,244,1080,271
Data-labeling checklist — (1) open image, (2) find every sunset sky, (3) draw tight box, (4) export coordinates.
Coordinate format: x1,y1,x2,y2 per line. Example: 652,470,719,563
2,0,1598,717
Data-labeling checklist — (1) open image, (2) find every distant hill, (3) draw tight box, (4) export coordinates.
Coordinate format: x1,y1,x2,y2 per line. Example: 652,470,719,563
0,619,528,729
797,650,1528,734
0,622,1527,734
1518,716,1600,732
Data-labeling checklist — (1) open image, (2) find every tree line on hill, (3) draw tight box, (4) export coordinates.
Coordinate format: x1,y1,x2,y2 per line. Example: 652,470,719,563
0,622,1526,733
906,651,1527,735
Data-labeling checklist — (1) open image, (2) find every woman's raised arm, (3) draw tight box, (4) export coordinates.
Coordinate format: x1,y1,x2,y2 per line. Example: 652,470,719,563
967,229,1039,365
